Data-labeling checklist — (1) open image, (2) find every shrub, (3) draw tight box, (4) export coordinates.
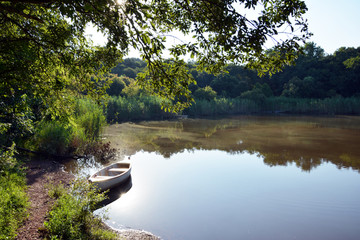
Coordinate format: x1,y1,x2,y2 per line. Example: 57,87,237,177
193,86,217,101
240,88,266,104
34,121,73,155
44,179,117,240
106,76,126,96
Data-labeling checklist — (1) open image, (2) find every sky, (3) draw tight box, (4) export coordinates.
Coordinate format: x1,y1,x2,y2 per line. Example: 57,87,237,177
86,0,360,56
304,0,360,54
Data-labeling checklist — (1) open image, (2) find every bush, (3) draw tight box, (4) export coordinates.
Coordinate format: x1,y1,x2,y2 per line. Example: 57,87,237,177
193,86,217,101
0,145,29,240
34,121,73,155
106,76,126,96
240,88,266,104
44,179,117,240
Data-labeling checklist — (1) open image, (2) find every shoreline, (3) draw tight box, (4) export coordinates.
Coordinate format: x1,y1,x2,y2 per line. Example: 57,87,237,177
16,157,160,240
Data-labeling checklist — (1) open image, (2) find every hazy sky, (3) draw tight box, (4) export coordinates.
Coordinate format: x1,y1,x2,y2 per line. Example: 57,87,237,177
305,0,360,54
86,0,359,56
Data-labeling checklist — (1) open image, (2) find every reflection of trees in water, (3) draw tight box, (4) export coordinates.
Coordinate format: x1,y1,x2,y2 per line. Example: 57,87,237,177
262,152,360,173
261,152,324,172
105,117,360,173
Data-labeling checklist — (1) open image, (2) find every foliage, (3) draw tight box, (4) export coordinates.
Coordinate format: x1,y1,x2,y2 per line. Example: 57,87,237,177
106,95,174,123
254,83,274,97
193,86,217,101
33,121,74,155
0,1,125,146
267,43,360,98
263,97,360,115
44,178,117,240
110,42,360,103
83,142,116,162
0,0,311,121
121,81,146,98
185,98,260,116
111,58,146,77
29,98,106,155
177,96,360,117
0,145,29,240
74,98,106,142
106,75,126,96
103,42,360,120
240,89,267,104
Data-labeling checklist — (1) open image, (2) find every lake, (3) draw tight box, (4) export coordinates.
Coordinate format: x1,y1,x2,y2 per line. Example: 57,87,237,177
65,115,360,240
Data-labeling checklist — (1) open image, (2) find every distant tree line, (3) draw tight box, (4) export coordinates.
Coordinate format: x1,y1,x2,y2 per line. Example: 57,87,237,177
108,43,360,103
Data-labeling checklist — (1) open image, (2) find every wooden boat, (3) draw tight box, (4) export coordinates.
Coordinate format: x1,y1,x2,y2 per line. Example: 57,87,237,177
89,161,132,191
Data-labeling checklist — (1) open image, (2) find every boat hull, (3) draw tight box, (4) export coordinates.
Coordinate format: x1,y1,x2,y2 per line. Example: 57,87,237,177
89,162,132,191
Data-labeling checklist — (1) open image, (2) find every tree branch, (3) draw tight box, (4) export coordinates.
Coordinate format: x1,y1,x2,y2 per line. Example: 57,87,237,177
0,3,44,22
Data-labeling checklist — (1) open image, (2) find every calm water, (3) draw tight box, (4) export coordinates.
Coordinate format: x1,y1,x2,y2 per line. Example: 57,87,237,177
66,115,360,240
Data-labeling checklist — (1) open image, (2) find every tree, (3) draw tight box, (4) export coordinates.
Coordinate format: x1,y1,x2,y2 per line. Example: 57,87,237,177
302,42,325,59
281,76,301,97
193,86,217,101
0,0,311,143
240,88,266,104
106,76,126,96
254,82,273,97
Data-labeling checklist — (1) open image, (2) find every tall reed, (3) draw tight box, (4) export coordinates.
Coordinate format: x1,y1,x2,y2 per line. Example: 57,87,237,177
106,96,174,123
30,98,107,155
105,96,360,122
264,97,360,115
74,98,106,141
186,98,260,116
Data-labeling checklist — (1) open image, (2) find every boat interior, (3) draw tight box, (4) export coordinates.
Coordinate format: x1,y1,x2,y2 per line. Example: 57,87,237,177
96,162,131,177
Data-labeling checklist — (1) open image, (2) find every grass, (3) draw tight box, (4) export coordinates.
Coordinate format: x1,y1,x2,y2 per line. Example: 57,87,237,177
0,145,29,240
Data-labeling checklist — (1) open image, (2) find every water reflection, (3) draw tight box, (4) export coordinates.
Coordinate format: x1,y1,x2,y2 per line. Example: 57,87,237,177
63,156,104,178
100,176,133,207
73,115,360,240
103,115,360,172
102,150,360,240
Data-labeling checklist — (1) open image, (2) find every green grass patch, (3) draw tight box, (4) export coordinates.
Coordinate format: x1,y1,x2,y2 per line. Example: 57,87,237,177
44,179,117,240
0,145,29,240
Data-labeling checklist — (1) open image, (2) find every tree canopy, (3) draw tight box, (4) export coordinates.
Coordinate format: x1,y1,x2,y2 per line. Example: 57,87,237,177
109,43,360,101
0,0,311,143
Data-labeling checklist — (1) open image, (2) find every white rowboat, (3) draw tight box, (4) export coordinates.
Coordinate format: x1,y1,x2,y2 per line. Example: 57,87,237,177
89,161,132,191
